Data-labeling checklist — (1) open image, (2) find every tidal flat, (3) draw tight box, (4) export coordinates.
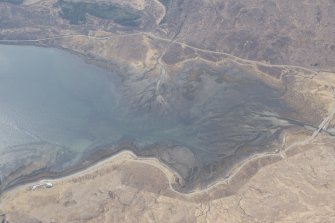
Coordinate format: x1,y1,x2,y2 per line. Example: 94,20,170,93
0,45,309,192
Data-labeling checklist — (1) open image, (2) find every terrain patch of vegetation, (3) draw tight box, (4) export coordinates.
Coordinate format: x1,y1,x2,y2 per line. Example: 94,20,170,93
0,0,23,4
57,0,141,26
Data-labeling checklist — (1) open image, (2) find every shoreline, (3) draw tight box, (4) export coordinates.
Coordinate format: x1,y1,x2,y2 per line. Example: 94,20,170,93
0,130,320,198
0,42,284,196
0,40,333,198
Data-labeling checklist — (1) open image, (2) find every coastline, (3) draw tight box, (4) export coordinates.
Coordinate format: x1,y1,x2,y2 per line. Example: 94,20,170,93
0,40,333,197
1,129,321,198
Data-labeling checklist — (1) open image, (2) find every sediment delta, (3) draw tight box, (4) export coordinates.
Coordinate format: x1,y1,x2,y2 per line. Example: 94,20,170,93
0,0,335,222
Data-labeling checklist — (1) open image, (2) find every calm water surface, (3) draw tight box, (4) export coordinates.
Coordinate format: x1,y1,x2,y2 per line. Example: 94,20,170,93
0,45,179,154
0,45,297,190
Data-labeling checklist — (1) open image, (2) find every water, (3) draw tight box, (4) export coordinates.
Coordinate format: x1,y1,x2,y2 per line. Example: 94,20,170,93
0,45,178,152
0,45,297,190
0,45,121,151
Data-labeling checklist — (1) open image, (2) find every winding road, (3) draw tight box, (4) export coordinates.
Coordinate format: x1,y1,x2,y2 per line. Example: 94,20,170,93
0,31,321,76
1,31,335,197
24,99,335,198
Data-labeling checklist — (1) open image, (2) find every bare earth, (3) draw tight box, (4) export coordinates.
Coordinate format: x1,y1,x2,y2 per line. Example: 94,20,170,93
1,132,335,223
1,0,335,222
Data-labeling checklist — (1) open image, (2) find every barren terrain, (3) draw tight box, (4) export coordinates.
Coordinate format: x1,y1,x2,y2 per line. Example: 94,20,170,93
1,133,335,223
0,0,335,222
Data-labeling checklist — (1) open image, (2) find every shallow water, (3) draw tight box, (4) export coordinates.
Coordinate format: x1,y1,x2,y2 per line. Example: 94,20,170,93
0,45,299,190
0,45,121,151
0,45,178,152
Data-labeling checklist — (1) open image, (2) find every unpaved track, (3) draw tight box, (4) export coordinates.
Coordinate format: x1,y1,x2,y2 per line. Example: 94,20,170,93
1,32,334,197
0,31,323,76
16,101,335,198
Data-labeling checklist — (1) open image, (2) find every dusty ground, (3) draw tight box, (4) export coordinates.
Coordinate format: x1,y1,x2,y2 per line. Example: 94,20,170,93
0,0,335,222
1,132,334,223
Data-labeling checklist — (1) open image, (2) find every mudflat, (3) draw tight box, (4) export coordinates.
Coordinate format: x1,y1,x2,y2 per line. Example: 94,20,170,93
1,0,335,222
